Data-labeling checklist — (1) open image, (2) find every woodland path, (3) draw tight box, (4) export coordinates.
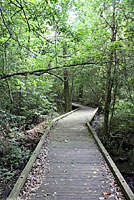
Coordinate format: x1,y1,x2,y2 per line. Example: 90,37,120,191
30,105,123,200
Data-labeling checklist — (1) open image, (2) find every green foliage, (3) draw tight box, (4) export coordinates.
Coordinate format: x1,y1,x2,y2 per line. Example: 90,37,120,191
114,99,134,115
0,0,134,169
0,140,31,181
109,41,123,49
0,1,133,197
0,111,25,123
111,99,134,132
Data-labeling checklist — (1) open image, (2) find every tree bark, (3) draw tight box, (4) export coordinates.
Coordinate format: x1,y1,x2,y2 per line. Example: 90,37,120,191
103,0,117,136
63,44,72,112
103,55,113,136
64,69,72,112
79,85,83,102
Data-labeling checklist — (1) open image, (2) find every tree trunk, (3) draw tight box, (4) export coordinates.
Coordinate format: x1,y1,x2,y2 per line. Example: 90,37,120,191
64,69,72,112
79,85,83,102
103,1,117,136
103,57,113,136
2,45,13,105
63,44,72,112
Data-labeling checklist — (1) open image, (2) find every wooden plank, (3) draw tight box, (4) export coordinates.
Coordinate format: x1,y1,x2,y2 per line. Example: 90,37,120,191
30,106,125,200
87,122,134,200
7,108,79,200
8,106,128,200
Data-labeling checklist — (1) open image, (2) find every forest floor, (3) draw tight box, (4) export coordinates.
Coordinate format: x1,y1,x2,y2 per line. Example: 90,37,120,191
18,105,124,200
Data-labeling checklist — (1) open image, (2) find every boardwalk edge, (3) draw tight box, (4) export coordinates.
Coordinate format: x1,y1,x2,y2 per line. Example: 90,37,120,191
7,107,79,200
87,122,134,200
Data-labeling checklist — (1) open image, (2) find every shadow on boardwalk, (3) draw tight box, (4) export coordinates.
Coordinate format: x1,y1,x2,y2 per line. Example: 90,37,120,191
21,106,124,200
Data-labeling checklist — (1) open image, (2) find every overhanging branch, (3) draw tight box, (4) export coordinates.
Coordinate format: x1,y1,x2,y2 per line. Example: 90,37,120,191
0,60,115,80
47,72,64,82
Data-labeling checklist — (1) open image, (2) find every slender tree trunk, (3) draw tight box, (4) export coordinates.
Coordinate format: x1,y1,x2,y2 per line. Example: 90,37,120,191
63,44,72,112
103,57,113,136
70,75,74,104
79,85,83,102
109,81,118,129
55,28,58,65
6,79,13,105
2,45,6,73
2,45,13,105
109,46,118,129
64,69,72,112
103,1,117,136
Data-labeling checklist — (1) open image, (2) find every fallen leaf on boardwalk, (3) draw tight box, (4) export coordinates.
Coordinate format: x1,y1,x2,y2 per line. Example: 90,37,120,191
43,193,49,197
64,149,67,152
80,126,85,129
103,192,111,195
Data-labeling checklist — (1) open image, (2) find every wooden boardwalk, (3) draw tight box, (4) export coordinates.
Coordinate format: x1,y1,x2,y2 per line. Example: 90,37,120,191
30,106,123,200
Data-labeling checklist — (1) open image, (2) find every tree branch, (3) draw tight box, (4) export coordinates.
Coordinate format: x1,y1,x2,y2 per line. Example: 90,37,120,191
48,54,57,67
47,72,64,82
0,7,12,36
100,12,113,29
10,0,22,8
22,6,31,33
0,60,115,80
11,0,31,33
11,9,22,19
33,30,54,44
0,4,20,46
